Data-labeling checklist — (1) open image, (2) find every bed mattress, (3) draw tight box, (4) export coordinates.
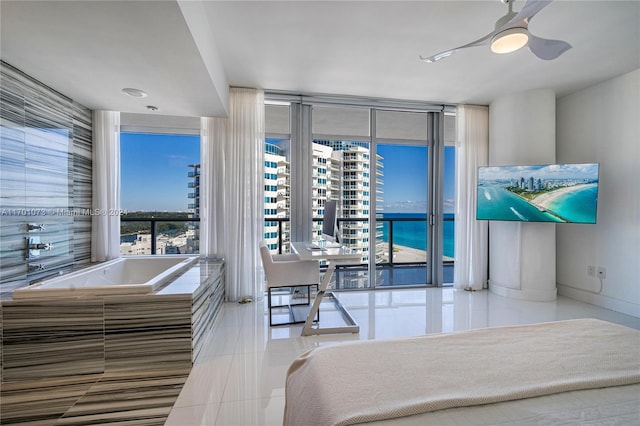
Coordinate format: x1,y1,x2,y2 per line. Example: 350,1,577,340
366,383,640,425
284,319,640,426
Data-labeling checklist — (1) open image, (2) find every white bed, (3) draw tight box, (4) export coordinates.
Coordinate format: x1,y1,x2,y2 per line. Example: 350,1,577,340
284,319,640,426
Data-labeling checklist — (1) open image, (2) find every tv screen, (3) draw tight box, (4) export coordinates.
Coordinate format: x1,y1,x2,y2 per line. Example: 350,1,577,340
476,163,599,223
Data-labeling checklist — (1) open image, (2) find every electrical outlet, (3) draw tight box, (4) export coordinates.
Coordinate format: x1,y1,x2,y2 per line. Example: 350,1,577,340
587,265,595,277
597,267,606,279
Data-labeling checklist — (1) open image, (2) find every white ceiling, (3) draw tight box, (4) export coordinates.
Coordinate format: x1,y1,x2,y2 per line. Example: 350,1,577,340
1,0,638,118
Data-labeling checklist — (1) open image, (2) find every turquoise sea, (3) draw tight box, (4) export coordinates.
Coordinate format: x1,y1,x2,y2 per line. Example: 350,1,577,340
546,184,598,223
476,183,598,224
380,213,455,258
476,184,561,222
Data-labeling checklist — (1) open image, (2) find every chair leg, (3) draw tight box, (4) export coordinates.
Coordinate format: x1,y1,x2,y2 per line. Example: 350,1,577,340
268,287,276,327
267,284,321,327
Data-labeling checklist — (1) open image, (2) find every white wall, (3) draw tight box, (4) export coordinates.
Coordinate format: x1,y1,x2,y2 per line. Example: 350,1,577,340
556,69,640,317
489,89,557,301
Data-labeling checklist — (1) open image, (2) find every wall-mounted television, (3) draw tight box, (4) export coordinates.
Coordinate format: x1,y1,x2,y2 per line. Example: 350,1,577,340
476,163,599,224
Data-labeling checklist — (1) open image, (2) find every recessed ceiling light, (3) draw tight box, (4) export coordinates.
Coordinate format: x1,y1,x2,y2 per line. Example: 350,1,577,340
146,105,158,111
122,87,148,98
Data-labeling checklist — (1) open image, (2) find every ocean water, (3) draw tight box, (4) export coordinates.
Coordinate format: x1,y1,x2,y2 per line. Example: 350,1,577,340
546,184,598,224
476,184,562,222
476,183,598,224
380,213,455,258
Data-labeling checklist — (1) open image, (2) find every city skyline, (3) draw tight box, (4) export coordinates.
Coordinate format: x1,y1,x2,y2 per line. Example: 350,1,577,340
479,163,599,182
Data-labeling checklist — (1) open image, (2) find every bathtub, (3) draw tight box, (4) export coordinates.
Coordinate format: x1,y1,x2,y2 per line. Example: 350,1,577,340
13,255,199,299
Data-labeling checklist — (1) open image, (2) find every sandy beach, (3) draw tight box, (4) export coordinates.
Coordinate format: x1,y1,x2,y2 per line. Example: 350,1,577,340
378,242,453,263
530,183,592,210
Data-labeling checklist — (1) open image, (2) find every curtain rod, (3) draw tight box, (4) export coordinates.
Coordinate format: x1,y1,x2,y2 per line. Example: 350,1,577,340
265,90,456,113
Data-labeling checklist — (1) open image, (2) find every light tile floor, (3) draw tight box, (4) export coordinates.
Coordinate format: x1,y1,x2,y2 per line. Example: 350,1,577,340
165,288,639,426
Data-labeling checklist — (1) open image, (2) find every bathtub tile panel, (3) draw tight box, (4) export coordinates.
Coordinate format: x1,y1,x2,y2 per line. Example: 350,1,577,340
105,295,193,373
72,216,92,265
23,82,73,132
71,102,93,265
72,101,92,209
24,126,73,211
0,67,27,128
1,304,3,383
1,299,104,381
0,218,28,283
0,260,225,425
0,61,92,288
0,374,99,425
192,263,225,362
0,124,26,208
58,369,190,426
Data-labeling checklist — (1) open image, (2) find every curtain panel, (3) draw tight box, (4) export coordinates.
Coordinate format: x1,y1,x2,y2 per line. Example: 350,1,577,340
91,110,121,262
453,105,489,290
201,88,265,302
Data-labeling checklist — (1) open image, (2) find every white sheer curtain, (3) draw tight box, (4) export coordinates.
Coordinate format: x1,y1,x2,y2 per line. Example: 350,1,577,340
91,110,121,262
200,88,265,301
453,105,489,290
200,117,227,258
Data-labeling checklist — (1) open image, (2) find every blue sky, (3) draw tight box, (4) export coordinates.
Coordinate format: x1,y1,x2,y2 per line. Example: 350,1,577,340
121,133,200,211
377,144,455,213
479,163,599,182
121,133,455,213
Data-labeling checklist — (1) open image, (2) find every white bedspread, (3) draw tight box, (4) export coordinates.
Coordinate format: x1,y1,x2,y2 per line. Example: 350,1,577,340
284,319,640,426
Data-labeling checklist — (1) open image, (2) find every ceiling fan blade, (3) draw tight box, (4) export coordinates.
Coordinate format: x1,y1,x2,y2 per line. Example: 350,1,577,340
420,32,493,63
528,34,572,60
506,0,552,28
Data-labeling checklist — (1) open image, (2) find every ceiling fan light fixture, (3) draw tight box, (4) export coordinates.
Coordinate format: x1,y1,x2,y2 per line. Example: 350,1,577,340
491,27,529,54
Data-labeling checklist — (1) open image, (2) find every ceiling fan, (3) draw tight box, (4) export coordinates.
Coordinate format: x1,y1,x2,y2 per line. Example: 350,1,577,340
420,0,571,63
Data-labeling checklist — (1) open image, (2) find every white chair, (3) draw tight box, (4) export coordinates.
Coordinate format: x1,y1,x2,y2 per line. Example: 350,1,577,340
259,241,320,326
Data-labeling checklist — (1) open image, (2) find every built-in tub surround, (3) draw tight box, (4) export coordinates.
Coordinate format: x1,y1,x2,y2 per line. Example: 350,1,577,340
0,61,93,292
0,258,224,424
13,255,199,299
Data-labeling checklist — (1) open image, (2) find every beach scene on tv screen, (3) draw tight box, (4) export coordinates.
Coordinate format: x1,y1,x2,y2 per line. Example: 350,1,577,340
477,163,599,223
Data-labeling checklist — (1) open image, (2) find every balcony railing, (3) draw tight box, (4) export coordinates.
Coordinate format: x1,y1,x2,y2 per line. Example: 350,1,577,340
263,216,455,268
120,215,453,272
121,217,200,255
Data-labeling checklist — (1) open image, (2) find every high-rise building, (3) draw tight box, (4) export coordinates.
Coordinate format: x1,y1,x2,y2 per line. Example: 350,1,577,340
188,164,200,217
264,142,289,251
263,140,383,272
314,141,384,264
186,164,200,254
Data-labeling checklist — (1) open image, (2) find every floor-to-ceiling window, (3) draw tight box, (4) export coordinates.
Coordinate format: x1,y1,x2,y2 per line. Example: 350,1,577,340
119,132,200,255
264,95,455,288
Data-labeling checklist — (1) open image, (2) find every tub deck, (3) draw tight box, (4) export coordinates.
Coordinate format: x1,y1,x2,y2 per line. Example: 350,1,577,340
1,257,224,381
12,255,200,299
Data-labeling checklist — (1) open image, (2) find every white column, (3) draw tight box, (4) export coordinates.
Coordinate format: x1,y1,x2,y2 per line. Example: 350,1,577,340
488,89,557,301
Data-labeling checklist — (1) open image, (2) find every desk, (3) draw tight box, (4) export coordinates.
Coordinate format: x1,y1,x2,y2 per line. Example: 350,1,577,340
291,242,362,336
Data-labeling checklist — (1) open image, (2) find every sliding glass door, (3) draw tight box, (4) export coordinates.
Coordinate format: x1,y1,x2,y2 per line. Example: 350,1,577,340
372,110,433,286
264,98,455,288
375,143,430,286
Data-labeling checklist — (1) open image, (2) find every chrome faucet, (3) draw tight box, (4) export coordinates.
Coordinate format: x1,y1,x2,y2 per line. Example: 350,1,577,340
27,223,45,231
26,236,52,259
29,242,52,250
28,263,46,272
